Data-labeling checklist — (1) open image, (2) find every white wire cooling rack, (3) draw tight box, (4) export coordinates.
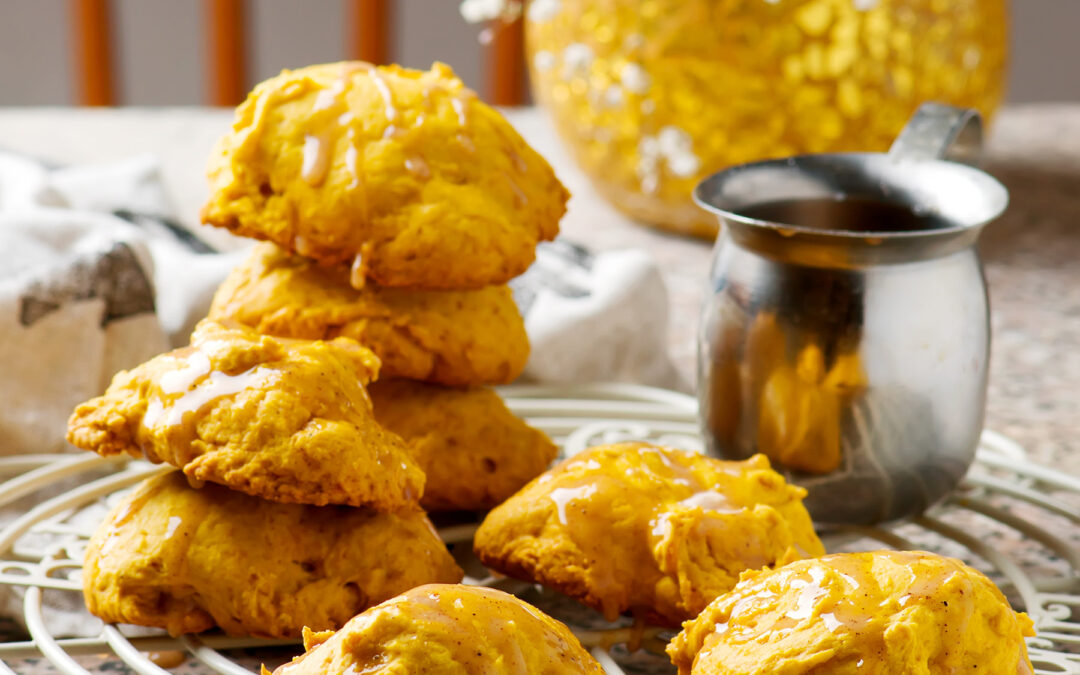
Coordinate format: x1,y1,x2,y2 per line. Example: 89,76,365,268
0,383,1075,674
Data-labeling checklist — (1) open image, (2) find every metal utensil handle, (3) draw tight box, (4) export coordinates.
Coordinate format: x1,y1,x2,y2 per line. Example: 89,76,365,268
889,102,984,166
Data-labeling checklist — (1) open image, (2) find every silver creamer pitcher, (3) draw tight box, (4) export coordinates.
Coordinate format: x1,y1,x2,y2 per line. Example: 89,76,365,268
695,104,1008,525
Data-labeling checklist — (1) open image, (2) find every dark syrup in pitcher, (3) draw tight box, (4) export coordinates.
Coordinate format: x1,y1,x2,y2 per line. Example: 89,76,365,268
739,196,955,233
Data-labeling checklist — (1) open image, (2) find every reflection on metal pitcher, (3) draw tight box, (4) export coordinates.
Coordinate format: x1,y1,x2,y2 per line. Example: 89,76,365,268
695,103,1009,525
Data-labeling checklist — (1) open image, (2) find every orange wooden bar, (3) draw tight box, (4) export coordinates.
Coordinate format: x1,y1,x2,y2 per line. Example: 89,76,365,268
69,1,526,107
348,0,392,65
71,0,115,106
489,15,526,106
205,0,247,106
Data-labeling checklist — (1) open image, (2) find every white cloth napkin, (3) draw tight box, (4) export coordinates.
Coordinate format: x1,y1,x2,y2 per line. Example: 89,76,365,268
512,241,683,389
0,153,253,456
0,151,681,458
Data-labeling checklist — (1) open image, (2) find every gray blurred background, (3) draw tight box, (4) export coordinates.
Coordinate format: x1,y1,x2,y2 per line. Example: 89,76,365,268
0,0,1077,106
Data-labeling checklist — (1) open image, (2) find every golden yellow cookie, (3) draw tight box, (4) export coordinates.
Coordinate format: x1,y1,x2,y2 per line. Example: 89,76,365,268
668,550,1036,675
368,380,557,512
67,320,423,509
208,243,529,386
202,61,568,290
270,584,603,674
474,443,824,627
83,472,463,638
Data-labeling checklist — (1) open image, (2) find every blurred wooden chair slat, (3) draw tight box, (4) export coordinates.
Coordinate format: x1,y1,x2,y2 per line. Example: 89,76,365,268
348,0,392,65
205,0,247,106
71,0,115,106
69,1,527,107
489,15,526,106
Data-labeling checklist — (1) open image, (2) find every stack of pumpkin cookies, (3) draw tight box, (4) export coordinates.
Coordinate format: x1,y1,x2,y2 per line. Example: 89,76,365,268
65,61,568,639
204,60,567,514
67,319,465,638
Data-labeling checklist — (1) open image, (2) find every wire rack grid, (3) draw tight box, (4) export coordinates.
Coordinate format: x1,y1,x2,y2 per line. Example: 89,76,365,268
0,383,1074,674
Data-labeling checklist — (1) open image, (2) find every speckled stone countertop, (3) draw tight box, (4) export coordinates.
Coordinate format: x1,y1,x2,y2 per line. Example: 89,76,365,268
977,109,1080,475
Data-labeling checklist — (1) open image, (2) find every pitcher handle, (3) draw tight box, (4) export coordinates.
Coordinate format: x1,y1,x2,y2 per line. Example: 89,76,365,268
889,102,984,166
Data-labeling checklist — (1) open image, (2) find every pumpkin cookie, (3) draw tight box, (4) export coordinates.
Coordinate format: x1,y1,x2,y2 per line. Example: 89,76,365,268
83,472,462,638
270,584,603,674
208,243,529,386
474,443,824,627
67,320,423,509
202,62,568,290
369,380,557,512
668,551,1035,675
